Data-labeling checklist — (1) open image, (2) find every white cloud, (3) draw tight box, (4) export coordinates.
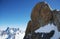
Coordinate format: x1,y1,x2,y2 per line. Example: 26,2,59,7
15,31,25,39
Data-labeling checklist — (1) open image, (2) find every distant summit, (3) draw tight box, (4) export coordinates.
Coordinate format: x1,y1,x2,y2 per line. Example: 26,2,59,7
0,27,25,39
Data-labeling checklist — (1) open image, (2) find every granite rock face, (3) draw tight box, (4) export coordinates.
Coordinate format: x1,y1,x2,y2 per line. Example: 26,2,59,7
25,1,52,36
24,1,60,39
52,10,60,31
31,2,52,28
25,20,32,36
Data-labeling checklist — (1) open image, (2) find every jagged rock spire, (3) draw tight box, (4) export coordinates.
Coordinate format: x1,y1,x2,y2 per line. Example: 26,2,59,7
24,1,60,39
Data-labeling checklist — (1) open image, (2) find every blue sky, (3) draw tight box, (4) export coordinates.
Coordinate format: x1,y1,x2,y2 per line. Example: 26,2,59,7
0,0,60,30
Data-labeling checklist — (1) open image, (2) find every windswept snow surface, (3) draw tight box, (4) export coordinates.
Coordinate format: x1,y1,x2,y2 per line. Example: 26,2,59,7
35,23,60,39
0,34,8,39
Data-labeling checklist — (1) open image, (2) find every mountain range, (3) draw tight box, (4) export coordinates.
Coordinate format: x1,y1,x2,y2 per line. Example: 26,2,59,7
0,27,25,39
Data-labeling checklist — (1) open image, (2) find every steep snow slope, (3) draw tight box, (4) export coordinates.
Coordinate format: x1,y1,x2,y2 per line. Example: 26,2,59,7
35,23,60,39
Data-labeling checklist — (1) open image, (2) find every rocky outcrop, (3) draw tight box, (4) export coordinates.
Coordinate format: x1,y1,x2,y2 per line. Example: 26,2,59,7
32,30,55,39
52,10,60,31
25,1,52,36
25,20,32,35
24,30,55,39
31,2,52,28
24,1,60,39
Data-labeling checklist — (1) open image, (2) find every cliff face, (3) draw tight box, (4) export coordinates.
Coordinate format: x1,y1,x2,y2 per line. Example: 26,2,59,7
31,2,52,27
52,10,60,31
24,2,60,39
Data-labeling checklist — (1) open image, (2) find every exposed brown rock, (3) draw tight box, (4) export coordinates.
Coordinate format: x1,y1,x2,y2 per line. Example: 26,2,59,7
25,20,41,36
24,1,60,39
25,20,33,35
31,2,52,31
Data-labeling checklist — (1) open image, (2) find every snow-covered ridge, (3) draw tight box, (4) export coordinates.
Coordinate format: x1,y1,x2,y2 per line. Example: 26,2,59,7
35,23,60,39
0,27,25,39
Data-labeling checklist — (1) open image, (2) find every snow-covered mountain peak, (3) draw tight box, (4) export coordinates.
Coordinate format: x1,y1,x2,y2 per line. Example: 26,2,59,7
0,27,25,39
